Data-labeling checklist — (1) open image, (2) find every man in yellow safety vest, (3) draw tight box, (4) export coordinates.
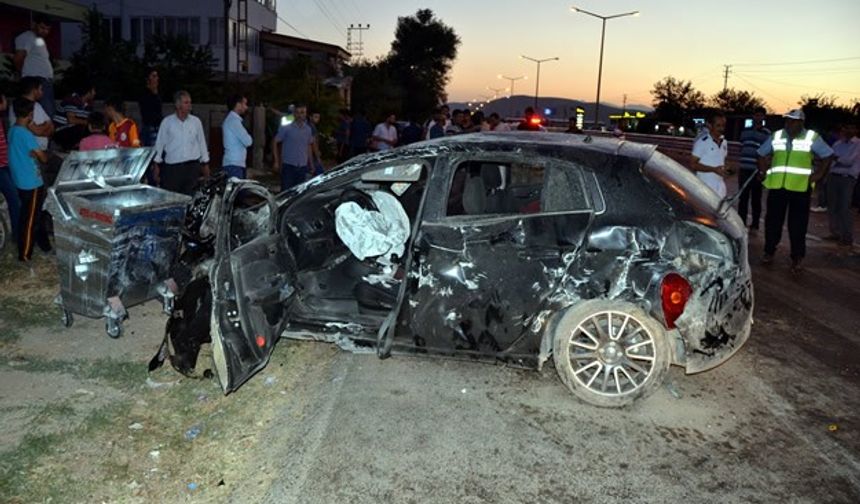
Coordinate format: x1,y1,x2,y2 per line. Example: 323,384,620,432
757,109,834,274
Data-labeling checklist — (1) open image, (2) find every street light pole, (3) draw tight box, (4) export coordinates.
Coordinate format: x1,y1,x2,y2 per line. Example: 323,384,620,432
498,74,526,117
571,6,639,129
521,55,559,110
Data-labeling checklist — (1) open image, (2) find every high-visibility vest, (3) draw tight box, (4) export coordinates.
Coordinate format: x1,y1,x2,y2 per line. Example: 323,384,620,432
764,129,816,192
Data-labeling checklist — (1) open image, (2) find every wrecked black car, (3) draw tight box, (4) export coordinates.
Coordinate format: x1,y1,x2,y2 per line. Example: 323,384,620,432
166,132,753,407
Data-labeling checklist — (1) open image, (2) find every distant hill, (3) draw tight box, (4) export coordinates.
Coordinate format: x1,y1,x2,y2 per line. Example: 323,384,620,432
447,95,652,126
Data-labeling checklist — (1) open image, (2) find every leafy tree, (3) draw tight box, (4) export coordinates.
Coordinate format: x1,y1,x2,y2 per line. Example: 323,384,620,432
143,35,217,102
710,88,765,114
349,8,460,122
387,9,460,120
650,76,705,126
798,93,857,134
62,9,142,99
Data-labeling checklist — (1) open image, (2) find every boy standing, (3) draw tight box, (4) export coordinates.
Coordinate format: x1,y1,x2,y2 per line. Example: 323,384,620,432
8,98,51,261
79,112,117,151
105,97,140,148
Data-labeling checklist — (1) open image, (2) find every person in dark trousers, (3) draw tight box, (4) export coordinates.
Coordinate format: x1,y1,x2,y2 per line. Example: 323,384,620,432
139,69,162,146
737,107,770,231
272,104,314,191
139,69,162,184
221,93,252,180
349,111,372,158
0,94,21,242
825,123,860,250
758,109,834,274
8,98,51,261
153,91,210,195
334,108,351,164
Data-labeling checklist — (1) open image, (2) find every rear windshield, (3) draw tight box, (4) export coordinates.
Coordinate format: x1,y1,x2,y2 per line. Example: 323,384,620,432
642,150,722,219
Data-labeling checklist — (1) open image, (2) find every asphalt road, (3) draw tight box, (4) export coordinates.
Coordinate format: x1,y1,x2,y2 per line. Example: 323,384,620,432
219,228,860,504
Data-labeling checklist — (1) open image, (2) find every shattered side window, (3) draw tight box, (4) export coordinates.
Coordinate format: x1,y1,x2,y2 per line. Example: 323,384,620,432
446,159,590,217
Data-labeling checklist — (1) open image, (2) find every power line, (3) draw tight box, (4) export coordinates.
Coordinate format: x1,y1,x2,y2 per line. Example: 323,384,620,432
344,0,362,19
733,71,860,96
732,56,860,67
311,0,347,38
326,0,351,28
276,12,309,38
732,73,792,109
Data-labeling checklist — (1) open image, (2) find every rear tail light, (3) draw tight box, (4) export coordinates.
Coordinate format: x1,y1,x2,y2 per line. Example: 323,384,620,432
661,273,692,329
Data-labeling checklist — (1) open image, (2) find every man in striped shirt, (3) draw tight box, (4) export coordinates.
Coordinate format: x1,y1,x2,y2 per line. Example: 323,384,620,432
737,107,770,231
52,83,95,150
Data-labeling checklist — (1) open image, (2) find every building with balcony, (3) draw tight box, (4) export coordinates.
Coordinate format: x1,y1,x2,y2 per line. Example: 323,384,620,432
58,0,278,76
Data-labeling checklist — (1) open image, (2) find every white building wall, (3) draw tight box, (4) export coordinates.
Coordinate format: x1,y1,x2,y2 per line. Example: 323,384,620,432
61,0,277,76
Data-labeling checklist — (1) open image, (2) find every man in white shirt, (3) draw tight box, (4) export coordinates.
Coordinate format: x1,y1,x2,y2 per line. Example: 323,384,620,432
221,94,252,179
372,113,398,151
153,91,210,195
14,15,55,118
691,111,729,198
8,77,53,150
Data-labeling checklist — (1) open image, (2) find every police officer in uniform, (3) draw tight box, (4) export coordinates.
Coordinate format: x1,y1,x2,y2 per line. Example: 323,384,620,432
757,109,834,273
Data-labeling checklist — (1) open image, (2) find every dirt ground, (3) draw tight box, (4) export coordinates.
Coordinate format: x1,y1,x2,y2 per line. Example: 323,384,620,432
1,197,859,503
0,248,330,503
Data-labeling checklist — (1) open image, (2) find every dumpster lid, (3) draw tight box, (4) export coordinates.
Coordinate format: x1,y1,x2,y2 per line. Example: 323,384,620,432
53,148,156,188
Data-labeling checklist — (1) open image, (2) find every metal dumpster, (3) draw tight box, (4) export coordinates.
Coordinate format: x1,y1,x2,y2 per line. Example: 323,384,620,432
45,148,191,338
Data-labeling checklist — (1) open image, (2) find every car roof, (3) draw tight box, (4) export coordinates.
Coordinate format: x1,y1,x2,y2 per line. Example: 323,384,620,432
401,131,659,162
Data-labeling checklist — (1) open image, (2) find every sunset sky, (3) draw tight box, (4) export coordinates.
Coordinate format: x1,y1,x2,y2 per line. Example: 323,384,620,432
280,0,860,111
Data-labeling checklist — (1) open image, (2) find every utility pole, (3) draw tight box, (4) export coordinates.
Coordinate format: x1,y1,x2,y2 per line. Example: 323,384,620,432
723,64,732,91
347,24,370,62
622,93,627,114
223,0,231,92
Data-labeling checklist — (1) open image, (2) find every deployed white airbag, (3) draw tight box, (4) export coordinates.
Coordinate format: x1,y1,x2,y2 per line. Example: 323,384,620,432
335,191,410,261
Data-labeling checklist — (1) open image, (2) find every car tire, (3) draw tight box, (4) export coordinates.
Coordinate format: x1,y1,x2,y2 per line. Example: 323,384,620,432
553,299,670,408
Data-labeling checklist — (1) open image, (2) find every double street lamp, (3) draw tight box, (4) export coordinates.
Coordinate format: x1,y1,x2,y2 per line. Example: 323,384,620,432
571,6,639,129
521,55,559,109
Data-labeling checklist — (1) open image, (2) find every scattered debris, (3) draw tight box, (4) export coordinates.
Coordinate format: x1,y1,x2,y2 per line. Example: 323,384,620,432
145,377,179,389
148,450,160,460
665,382,682,400
264,376,277,387
184,424,203,441
128,422,144,431
187,482,198,492
828,423,839,432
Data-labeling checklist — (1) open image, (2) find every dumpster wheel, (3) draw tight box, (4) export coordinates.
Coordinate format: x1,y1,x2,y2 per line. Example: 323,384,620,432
106,319,123,339
61,309,74,328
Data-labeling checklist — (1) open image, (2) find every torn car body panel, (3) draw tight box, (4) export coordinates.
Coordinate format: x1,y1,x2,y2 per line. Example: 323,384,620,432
210,181,294,393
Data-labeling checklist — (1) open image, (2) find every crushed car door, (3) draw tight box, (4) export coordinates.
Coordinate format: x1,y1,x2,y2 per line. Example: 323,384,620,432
386,155,596,357
210,181,295,393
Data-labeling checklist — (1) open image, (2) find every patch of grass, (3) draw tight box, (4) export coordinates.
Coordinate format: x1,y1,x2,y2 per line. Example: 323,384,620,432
0,401,132,502
0,297,56,345
0,356,147,390
32,402,76,424
81,358,149,390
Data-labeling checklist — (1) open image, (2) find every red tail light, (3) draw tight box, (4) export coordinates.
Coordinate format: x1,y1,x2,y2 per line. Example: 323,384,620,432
661,273,692,329
529,117,542,125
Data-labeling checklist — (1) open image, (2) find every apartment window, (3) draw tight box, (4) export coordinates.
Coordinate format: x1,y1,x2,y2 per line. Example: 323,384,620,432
231,21,237,48
130,17,141,45
208,18,224,45
189,18,200,44
100,17,122,42
143,18,153,40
